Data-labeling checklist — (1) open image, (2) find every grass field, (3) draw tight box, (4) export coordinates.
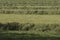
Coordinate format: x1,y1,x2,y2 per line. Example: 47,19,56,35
0,0,60,6
0,14,60,40
0,14,60,24
0,0,60,15
0,31,60,40
0,0,60,40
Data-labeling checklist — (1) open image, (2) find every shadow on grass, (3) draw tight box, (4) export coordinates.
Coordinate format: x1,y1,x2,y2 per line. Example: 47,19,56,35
0,33,60,40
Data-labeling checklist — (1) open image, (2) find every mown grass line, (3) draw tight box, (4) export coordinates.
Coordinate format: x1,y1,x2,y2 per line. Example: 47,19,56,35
0,14,60,24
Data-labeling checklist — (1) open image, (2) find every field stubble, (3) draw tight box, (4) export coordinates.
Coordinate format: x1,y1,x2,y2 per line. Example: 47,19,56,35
0,14,60,24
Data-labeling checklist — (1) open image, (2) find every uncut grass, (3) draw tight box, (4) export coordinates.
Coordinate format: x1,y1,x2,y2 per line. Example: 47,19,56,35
0,32,60,40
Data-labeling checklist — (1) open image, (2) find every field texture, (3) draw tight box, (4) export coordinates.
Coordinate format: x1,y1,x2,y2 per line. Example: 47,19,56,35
0,0,60,14
0,14,60,40
0,0,60,40
0,14,60,24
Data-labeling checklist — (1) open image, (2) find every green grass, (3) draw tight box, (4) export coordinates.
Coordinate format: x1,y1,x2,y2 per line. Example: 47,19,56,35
0,31,60,40
0,0,60,40
0,14,60,40
0,0,60,6
0,0,60,15
0,14,60,24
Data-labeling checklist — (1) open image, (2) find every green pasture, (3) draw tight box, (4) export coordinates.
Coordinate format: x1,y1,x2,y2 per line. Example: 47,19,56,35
0,31,60,40
0,0,60,40
0,14,60,24
0,0,60,6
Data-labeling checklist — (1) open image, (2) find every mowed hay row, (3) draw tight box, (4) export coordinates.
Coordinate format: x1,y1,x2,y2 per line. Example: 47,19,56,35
0,6,60,15
0,14,60,24
0,0,60,15
0,0,60,6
